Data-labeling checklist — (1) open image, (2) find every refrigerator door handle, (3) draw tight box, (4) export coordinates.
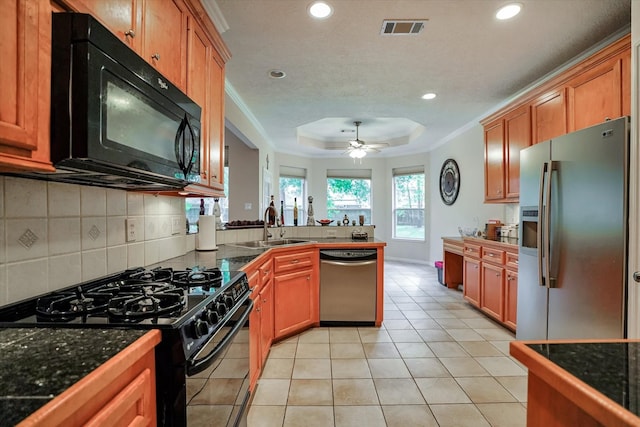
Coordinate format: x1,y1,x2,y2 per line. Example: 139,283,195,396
537,162,547,287
544,160,557,288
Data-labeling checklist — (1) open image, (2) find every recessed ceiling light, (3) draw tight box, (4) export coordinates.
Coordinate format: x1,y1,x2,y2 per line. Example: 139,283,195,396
496,3,522,20
269,69,286,79
422,93,437,100
308,1,333,19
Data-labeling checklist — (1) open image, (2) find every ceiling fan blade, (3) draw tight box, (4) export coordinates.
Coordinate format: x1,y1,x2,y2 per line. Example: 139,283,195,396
363,142,389,149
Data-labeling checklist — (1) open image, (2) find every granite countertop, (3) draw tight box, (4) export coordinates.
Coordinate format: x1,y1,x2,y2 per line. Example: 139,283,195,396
526,342,640,416
151,238,386,271
0,328,149,426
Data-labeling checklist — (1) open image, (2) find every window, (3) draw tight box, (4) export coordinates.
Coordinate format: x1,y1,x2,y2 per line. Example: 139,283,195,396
279,166,306,226
393,166,425,240
327,169,372,224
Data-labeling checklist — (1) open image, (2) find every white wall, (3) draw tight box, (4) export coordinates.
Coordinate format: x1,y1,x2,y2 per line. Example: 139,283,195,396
226,128,259,220
427,124,508,265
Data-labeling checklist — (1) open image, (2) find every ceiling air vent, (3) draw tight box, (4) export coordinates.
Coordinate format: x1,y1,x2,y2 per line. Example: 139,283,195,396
381,19,427,35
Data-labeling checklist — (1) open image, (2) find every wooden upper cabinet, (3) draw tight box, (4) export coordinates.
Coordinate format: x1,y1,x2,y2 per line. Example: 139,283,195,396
206,52,225,191
186,17,211,185
142,0,188,90
0,0,54,172
71,0,142,51
567,56,622,132
484,119,505,201
532,89,566,144
504,105,531,199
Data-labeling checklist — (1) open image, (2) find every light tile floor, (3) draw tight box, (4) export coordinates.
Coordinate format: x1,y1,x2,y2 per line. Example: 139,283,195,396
247,260,528,427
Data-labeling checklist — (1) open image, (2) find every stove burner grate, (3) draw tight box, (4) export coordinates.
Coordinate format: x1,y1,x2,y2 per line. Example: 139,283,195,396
107,282,185,321
36,286,115,321
172,267,222,290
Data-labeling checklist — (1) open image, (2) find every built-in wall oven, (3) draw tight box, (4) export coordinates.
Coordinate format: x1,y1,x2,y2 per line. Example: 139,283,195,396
0,267,252,427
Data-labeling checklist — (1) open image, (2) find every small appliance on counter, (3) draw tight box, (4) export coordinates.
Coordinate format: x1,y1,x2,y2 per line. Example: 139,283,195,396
351,231,368,241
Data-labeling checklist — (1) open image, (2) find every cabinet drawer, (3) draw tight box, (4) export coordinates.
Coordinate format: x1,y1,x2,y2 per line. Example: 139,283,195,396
259,259,273,286
463,243,481,258
482,247,505,264
274,250,315,274
506,252,519,269
443,241,464,256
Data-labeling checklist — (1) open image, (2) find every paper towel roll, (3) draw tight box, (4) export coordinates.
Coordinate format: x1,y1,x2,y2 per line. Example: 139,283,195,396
197,215,218,251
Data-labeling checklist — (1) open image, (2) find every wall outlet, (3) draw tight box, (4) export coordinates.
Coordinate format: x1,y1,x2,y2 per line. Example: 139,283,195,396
125,218,137,242
325,229,337,238
171,216,182,235
244,203,252,210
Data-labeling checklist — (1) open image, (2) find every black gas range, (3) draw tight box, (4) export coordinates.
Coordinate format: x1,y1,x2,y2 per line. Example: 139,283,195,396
0,266,253,427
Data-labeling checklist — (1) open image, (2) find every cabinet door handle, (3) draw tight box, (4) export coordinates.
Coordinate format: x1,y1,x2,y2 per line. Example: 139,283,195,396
124,29,136,38
495,272,500,277
262,299,267,303
291,259,300,264
488,253,494,257
151,53,161,61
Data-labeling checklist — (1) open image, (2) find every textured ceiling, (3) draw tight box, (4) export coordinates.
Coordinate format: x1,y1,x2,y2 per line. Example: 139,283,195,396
214,0,631,158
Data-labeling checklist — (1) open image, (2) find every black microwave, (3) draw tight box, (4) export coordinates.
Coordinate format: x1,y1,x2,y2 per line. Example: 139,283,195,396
23,13,201,191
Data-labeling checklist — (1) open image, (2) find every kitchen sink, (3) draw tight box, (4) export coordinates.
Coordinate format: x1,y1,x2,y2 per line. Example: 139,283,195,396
227,239,315,249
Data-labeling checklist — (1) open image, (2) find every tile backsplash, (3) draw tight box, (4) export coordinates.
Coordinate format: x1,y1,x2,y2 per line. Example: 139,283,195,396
0,176,194,306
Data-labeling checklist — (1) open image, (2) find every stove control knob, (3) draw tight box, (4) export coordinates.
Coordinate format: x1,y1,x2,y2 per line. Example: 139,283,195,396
205,308,219,325
216,302,227,317
192,319,209,338
224,295,235,309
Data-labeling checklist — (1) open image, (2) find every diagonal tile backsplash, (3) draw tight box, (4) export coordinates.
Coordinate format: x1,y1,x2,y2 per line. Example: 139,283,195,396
0,176,193,305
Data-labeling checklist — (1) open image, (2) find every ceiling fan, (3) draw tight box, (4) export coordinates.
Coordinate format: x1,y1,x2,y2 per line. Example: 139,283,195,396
344,121,388,158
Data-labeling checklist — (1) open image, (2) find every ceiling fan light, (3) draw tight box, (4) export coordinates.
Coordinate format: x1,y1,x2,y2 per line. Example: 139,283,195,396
349,148,366,159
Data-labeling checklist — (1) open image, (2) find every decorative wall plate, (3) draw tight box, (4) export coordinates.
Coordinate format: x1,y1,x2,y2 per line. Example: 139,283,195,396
439,158,460,205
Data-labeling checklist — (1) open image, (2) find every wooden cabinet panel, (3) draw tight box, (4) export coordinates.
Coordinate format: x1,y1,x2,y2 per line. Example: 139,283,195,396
273,250,315,275
463,257,481,307
505,269,518,330
0,0,54,172
71,0,142,51
274,269,314,339
532,89,566,144
504,106,531,199
259,279,273,360
142,0,188,89
567,57,622,132
484,120,505,201
482,247,505,264
463,243,481,258
481,262,504,321
205,52,225,190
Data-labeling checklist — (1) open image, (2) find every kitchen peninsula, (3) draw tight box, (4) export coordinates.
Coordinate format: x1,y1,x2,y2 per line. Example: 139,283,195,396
510,340,640,427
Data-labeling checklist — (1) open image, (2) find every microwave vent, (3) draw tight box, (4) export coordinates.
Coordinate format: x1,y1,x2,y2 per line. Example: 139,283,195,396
381,20,427,35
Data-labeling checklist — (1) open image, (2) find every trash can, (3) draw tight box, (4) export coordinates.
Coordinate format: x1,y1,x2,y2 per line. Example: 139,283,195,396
435,261,444,286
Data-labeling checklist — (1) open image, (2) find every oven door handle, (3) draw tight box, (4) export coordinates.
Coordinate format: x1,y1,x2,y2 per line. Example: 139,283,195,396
186,297,254,376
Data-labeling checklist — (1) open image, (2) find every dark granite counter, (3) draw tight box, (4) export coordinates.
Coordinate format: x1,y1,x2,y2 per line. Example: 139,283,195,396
0,328,148,426
526,342,640,415
511,340,640,426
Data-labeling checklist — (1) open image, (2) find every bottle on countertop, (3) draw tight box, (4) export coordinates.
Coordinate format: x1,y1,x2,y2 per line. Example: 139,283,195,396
199,198,205,215
268,195,276,226
280,200,285,226
293,197,298,226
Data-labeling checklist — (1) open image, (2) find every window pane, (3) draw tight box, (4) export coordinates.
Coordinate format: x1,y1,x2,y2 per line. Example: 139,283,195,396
393,173,425,239
279,176,306,225
326,178,372,224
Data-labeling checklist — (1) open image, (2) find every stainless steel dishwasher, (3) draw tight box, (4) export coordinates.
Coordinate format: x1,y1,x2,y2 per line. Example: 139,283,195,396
320,248,377,325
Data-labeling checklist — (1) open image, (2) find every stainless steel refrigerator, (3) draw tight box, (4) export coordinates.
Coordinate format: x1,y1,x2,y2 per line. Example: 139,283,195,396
517,116,629,340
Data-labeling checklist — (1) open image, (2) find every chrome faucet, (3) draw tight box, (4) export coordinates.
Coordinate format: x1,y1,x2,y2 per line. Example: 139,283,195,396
263,208,272,242
279,220,286,238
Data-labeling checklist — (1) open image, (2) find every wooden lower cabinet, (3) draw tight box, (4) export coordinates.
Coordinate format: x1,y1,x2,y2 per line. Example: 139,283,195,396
245,258,273,390
18,330,160,427
274,269,315,339
259,279,274,360
505,269,518,330
481,262,504,322
463,257,481,306
461,238,518,331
